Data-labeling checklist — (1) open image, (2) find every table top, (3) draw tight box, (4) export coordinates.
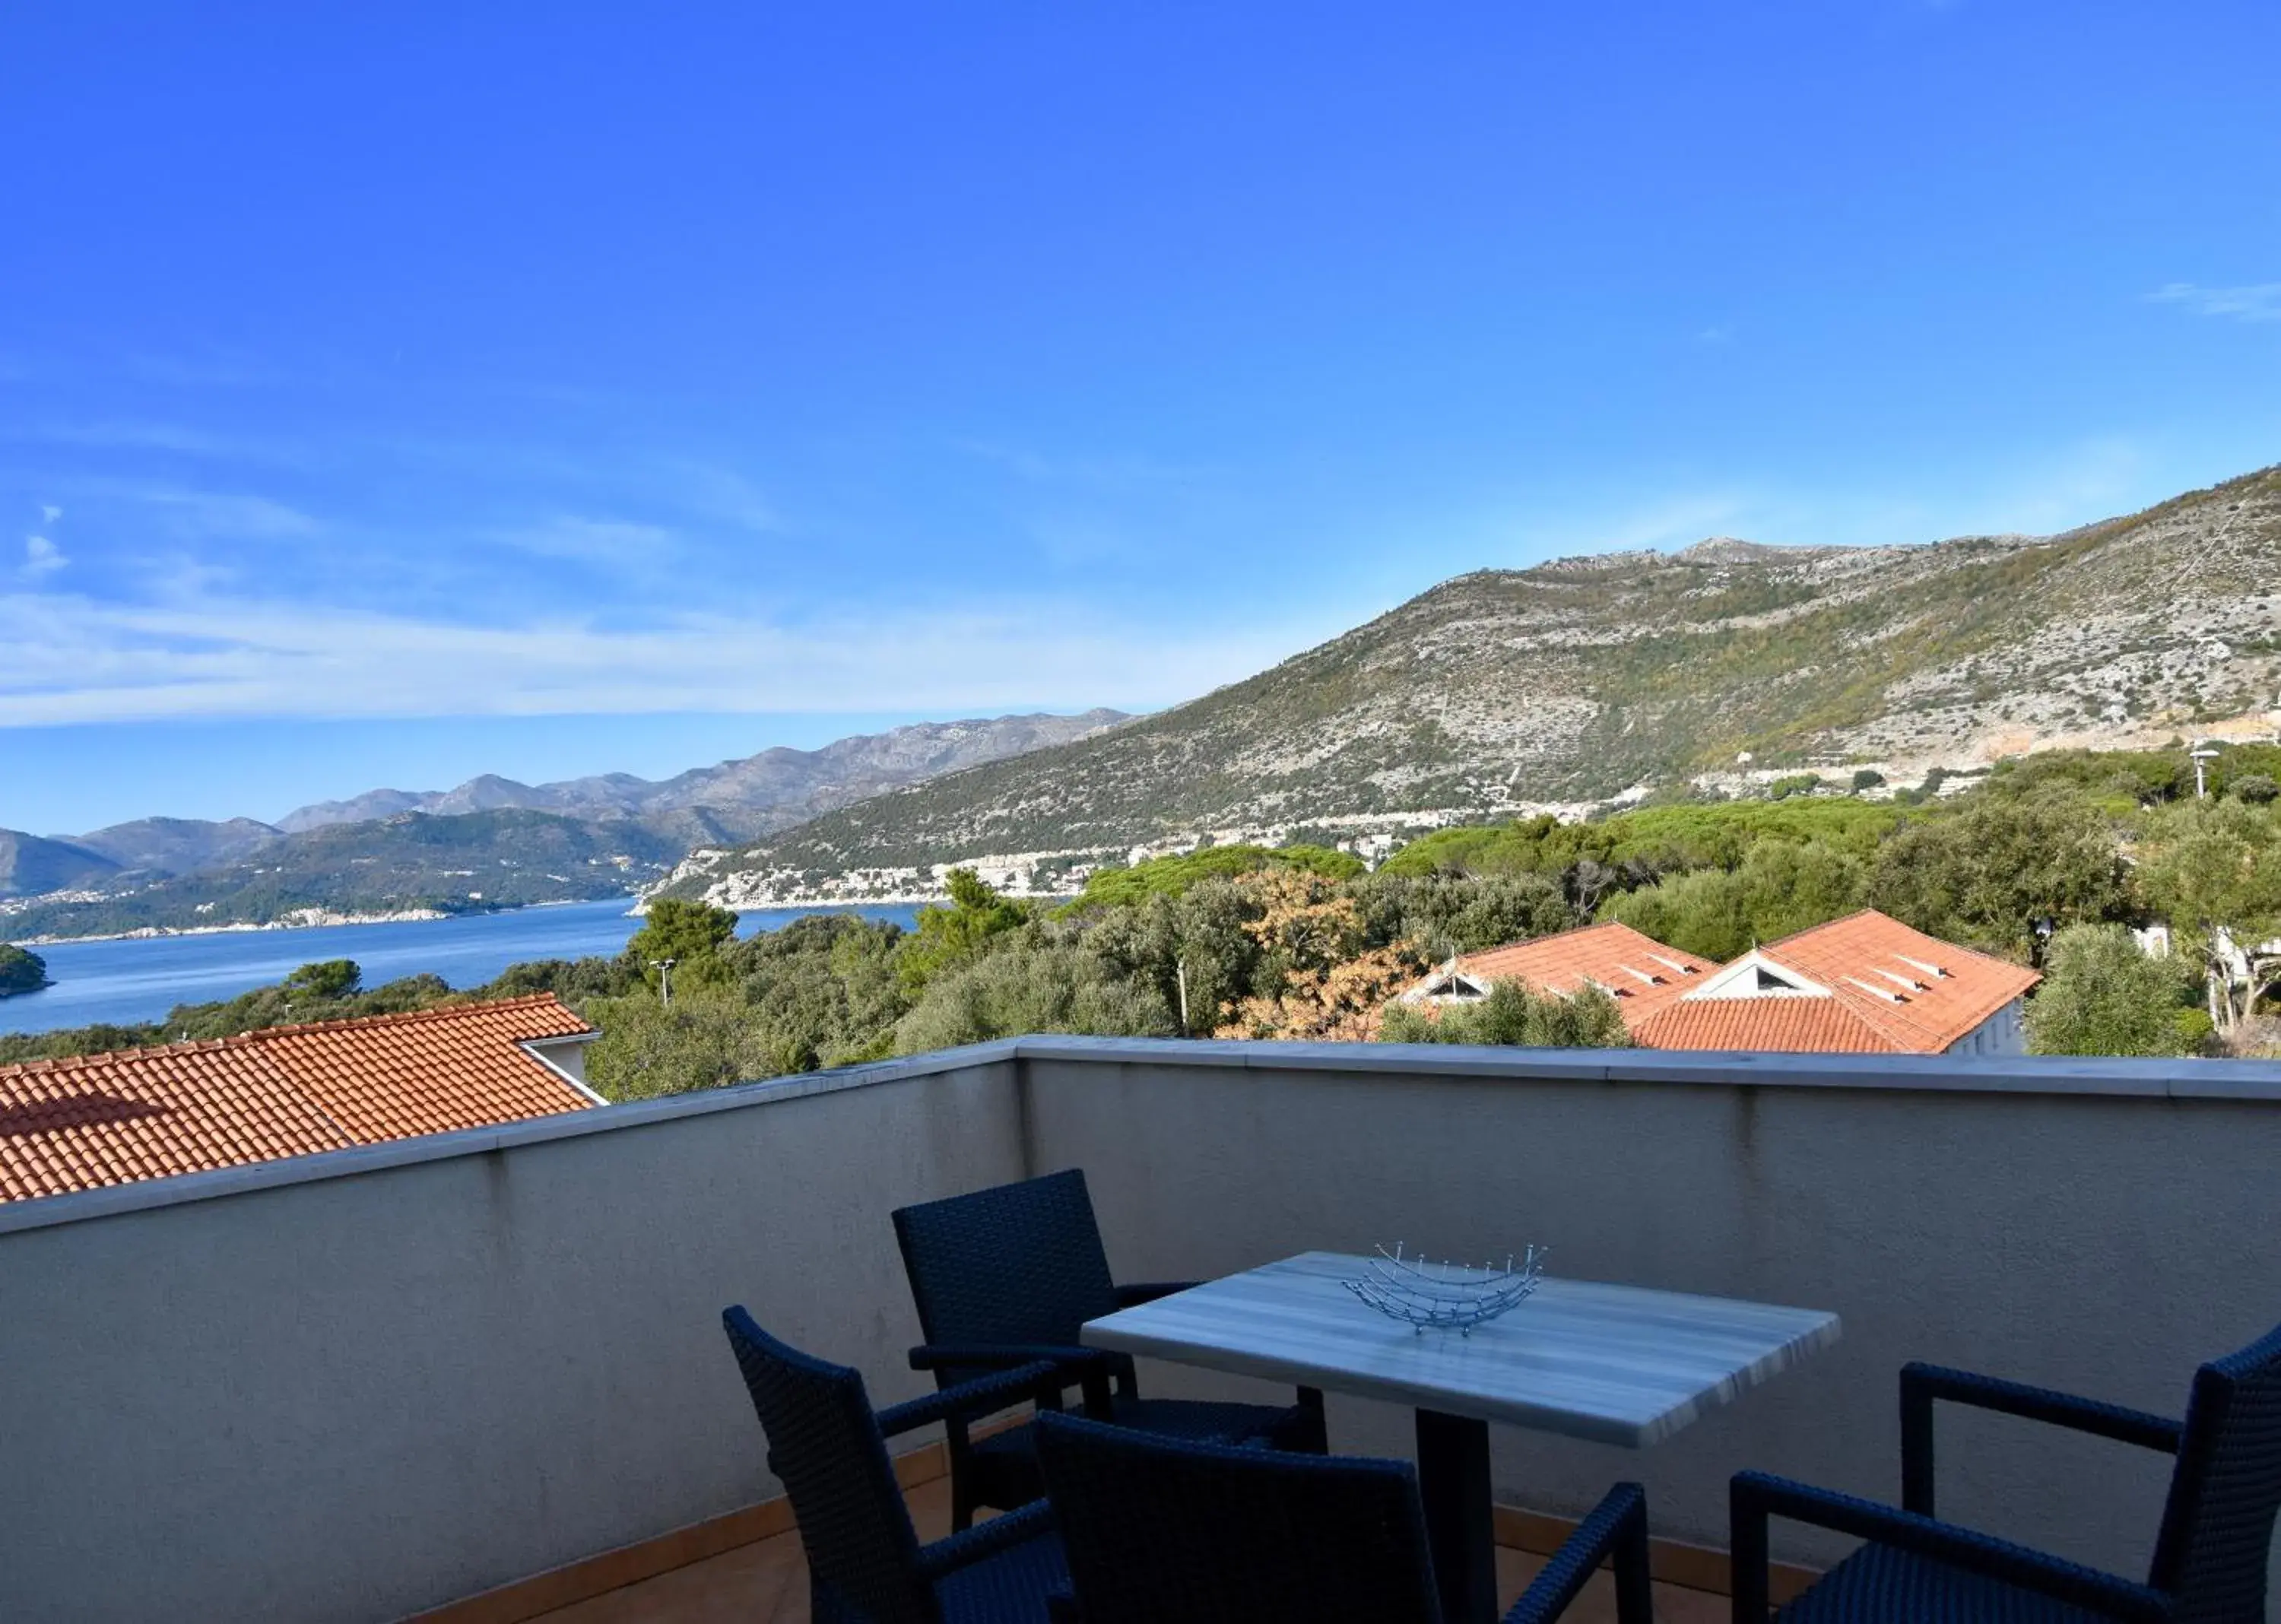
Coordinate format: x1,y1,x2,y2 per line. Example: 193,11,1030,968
1081,1251,1841,1448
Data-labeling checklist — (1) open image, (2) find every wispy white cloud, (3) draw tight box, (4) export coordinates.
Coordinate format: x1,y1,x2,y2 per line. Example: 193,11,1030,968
953,439,1210,492
23,536,65,576
0,586,1327,727
492,515,677,568
8,419,293,458
2150,282,2281,323
139,487,322,540
40,504,62,523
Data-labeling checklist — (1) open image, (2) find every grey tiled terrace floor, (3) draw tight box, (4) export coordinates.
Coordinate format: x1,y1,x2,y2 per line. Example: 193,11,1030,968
534,1476,1729,1624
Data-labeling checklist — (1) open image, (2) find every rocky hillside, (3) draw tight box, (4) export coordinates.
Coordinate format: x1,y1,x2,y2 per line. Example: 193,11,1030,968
68,816,286,877
0,832,120,899
276,711,1129,835
665,465,2281,906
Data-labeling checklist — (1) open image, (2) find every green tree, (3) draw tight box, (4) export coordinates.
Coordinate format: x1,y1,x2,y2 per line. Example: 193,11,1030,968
0,942,51,998
1602,840,1865,961
728,912,909,1071
893,942,1173,1053
627,898,741,991
1851,769,1886,791
1866,794,2128,956
1070,843,1363,909
1350,871,1573,959
1378,980,1631,1048
2024,925,2195,1057
582,982,778,1101
896,869,1030,993
282,959,360,1001
2136,800,2281,1034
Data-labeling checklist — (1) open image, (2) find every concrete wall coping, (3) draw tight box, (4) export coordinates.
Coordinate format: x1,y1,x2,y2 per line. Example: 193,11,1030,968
5,1035,2275,1240
0,1039,1026,1239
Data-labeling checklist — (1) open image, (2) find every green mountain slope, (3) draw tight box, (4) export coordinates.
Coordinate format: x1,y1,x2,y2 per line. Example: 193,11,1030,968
0,810,682,940
0,831,120,899
666,465,2281,905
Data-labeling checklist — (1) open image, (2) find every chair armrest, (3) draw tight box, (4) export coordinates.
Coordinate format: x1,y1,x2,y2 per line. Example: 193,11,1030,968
1901,1362,2183,1516
909,1341,1118,1373
1731,1471,2172,1623
877,1360,1063,1439
909,1343,1118,1419
1112,1280,1201,1307
917,1498,1055,1578
1503,1482,1651,1624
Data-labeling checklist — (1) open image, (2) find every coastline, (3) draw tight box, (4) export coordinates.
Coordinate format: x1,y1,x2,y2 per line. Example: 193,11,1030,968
17,906,465,948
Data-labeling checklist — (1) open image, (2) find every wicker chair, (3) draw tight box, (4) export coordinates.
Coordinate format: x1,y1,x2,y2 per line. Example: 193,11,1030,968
721,1305,1071,1624
1032,1409,1653,1624
1731,1321,2281,1622
893,1169,1326,1530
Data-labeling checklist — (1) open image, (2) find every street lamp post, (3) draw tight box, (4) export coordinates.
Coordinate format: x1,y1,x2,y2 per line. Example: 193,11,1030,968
649,956,677,1008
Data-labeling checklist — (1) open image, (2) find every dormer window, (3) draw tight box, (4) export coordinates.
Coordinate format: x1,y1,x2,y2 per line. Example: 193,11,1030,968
1754,966,1801,992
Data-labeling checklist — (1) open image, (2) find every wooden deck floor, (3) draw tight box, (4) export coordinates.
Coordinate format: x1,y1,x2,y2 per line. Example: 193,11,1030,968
531,1477,1729,1624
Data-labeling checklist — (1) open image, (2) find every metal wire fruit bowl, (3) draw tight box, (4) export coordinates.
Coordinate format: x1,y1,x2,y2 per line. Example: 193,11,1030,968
1343,1242,1547,1335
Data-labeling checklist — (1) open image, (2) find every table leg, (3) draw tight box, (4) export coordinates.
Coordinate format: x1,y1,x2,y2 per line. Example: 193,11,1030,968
1415,1407,1496,1624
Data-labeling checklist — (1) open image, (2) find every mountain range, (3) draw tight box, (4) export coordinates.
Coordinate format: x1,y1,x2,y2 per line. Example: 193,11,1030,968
661,463,2281,909
0,712,1128,937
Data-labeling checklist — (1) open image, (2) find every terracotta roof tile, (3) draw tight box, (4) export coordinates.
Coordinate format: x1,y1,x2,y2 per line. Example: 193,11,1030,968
1753,911,2040,1053
1448,922,1721,1030
0,994,596,1204
1630,998,1900,1053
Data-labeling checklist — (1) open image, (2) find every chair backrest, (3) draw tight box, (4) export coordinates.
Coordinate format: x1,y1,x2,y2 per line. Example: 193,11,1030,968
893,1170,1121,1385
721,1306,937,1624
2149,1319,2281,1624
1033,1409,1445,1624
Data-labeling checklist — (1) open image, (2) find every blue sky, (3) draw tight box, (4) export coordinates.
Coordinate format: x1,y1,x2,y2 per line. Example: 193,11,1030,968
3,3,2277,836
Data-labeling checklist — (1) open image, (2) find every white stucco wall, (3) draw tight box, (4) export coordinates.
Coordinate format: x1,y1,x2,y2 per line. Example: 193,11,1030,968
0,1039,2275,1621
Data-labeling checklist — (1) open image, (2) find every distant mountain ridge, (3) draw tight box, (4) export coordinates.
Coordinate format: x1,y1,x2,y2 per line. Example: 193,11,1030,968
0,710,1128,933
663,464,2281,909
274,711,1131,832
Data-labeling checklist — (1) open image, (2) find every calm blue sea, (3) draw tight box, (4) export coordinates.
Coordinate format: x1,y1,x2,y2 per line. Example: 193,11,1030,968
0,897,922,1036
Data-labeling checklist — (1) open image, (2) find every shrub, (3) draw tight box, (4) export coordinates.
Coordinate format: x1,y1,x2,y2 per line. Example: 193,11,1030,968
1378,980,1631,1048
893,942,1172,1053
2024,925,2195,1058
580,982,782,1101
1069,843,1363,909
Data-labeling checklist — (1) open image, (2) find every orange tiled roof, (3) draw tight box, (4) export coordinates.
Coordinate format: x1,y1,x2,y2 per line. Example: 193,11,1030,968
1451,921,1721,1031
1631,997,1899,1053
1752,910,2040,1053
0,994,596,1204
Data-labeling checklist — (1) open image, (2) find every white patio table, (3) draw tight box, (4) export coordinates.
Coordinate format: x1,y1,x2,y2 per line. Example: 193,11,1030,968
1083,1249,1840,1624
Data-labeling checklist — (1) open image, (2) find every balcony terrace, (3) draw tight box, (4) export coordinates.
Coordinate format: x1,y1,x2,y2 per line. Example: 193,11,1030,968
5,1037,2279,1622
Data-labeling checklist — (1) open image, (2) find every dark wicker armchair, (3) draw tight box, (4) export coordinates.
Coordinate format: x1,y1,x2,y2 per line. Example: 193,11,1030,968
721,1305,1071,1624
1033,1409,1653,1624
893,1169,1327,1530
1731,1320,2281,1622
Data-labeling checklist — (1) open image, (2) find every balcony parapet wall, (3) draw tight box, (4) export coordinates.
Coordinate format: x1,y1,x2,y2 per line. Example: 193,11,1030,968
3,1039,2276,1622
